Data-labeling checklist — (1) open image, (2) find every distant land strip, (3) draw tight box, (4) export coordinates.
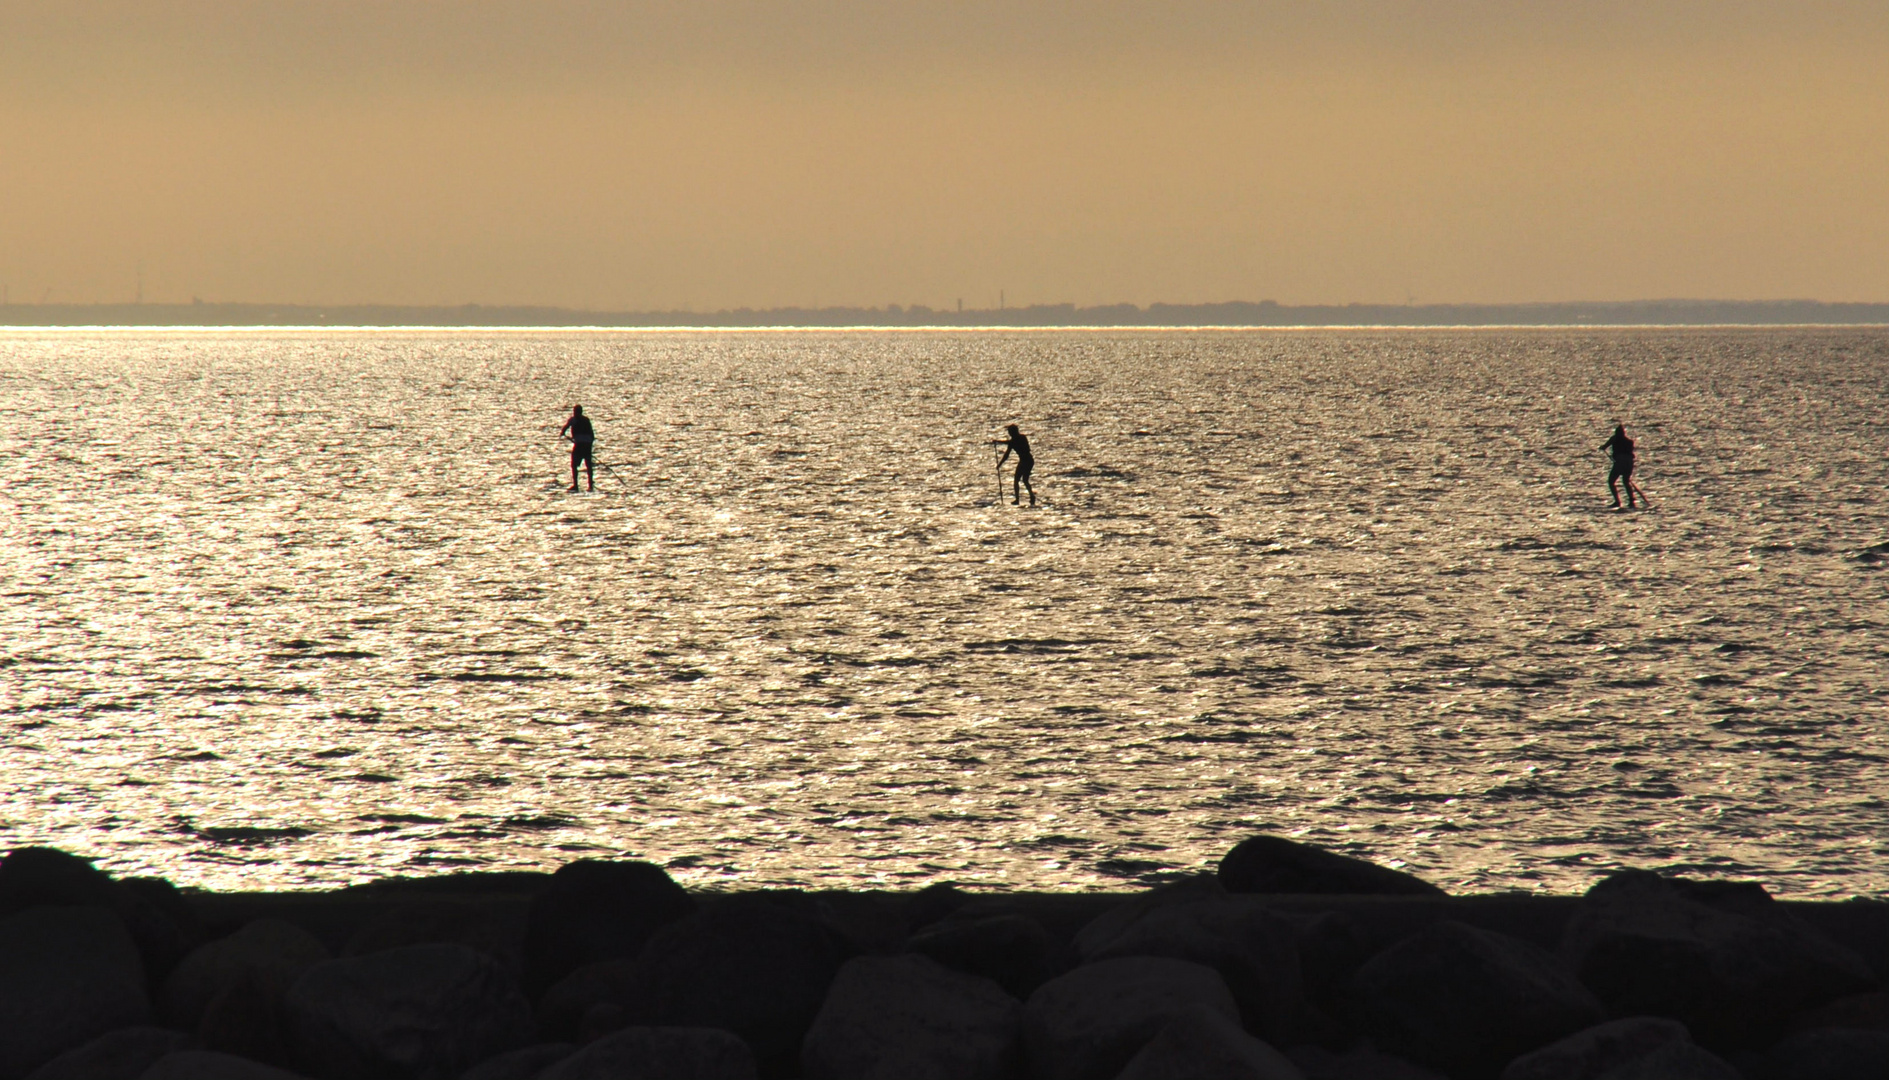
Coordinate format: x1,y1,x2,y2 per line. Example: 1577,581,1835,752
4,299,1889,328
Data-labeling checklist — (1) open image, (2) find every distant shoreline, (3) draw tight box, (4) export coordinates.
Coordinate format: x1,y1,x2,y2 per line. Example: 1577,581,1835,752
4,299,1889,328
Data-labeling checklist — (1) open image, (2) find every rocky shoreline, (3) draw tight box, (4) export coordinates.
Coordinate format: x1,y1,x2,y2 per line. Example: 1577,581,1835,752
4,837,1888,1080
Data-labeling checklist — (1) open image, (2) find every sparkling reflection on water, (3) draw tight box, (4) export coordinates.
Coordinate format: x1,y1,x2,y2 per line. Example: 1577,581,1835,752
2,328,1886,895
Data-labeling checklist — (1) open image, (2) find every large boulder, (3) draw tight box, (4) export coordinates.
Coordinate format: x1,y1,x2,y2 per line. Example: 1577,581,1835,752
522,861,695,997
908,913,1060,1000
1561,871,1876,1049
1077,897,1304,1042
22,1026,192,1080
1586,1041,1739,1080
1022,956,1239,1080
0,905,151,1077
535,1027,756,1080
137,1050,310,1079
1499,1016,1699,1080
1113,1006,1304,1080
285,943,533,1079
0,849,120,914
801,954,1021,1080
609,895,853,1078
1350,920,1602,1080
1218,838,1445,897
161,919,331,1029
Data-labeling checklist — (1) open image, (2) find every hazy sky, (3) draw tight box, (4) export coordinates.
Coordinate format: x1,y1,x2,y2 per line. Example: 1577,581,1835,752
3,2,1886,309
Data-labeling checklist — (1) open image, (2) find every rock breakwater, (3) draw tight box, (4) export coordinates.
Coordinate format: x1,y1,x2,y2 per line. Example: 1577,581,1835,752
3,838,1888,1079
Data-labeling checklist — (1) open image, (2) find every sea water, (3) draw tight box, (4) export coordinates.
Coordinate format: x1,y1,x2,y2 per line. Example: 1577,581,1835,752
1,327,1885,894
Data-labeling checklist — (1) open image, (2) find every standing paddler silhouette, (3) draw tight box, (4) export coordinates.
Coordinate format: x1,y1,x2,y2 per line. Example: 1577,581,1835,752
993,424,1036,507
560,405,595,491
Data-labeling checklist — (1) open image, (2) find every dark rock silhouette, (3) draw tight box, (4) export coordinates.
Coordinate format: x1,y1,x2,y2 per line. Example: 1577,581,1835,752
534,1027,756,1080
456,1042,574,1080
0,848,121,913
1285,1043,1445,1079
523,860,695,997
908,912,1060,1000
344,902,514,970
612,895,853,1078
1562,870,1876,1049
1762,1027,1889,1080
800,954,1020,1080
284,943,533,1079
162,919,330,1030
1113,1005,1302,1080
1220,837,1446,897
0,905,150,1078
1077,898,1305,1042
19,1026,190,1080
1023,956,1239,1080
1499,1016,1703,1080
1350,920,1603,1080
139,1050,309,1079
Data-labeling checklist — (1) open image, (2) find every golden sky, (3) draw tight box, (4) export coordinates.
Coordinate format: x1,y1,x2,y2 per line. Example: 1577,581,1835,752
3,1,1886,309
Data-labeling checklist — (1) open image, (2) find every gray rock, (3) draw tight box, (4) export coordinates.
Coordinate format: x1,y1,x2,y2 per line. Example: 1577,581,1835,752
1218,837,1445,897
1592,1041,1739,1080
138,1050,309,1079
161,919,331,1029
23,1026,192,1080
285,943,533,1079
1763,1027,1889,1080
1113,1006,1304,1080
909,913,1060,1000
1285,1045,1447,1080
1500,1016,1693,1080
613,895,854,1078
457,1043,575,1080
0,905,151,1078
1079,898,1304,1042
536,1028,756,1080
1562,871,1876,1050
1351,920,1603,1080
523,860,695,997
801,954,1021,1080
1023,956,1240,1080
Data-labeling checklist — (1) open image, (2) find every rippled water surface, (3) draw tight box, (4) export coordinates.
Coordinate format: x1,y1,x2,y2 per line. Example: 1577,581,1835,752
3,328,1886,895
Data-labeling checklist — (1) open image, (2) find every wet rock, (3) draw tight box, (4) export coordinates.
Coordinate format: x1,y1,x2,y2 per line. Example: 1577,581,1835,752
162,919,331,1029
613,894,853,1078
1285,1045,1447,1080
285,943,533,1079
1218,837,1446,898
0,905,151,1078
801,954,1020,1080
1113,1005,1304,1080
1763,1027,1889,1080
346,902,516,970
1562,871,1876,1049
457,1043,575,1080
0,848,120,914
523,860,695,997
1498,1016,1695,1080
909,912,1060,1000
1077,897,1304,1042
1350,920,1602,1080
22,1026,192,1080
535,1027,756,1080
138,1050,310,1079
1022,956,1239,1080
